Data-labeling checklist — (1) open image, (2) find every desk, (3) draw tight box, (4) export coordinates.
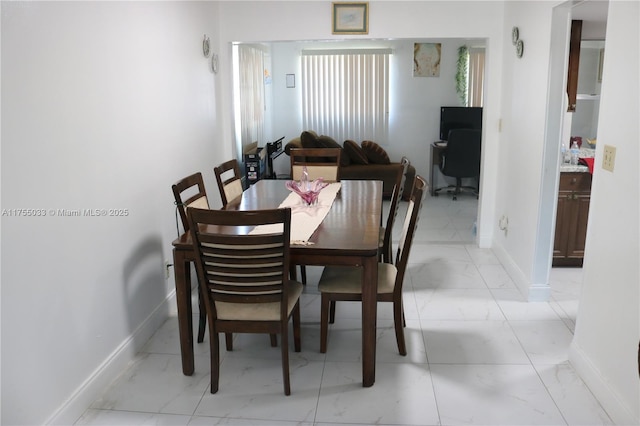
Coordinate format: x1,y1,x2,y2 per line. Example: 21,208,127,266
172,179,383,387
429,142,446,196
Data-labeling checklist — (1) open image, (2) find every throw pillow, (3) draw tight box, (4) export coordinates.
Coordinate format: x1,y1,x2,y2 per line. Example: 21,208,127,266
284,137,302,155
318,135,350,166
300,130,320,148
343,140,369,165
361,140,391,164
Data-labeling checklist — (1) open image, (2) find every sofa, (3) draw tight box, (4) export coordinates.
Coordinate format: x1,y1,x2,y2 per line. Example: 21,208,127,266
285,131,416,200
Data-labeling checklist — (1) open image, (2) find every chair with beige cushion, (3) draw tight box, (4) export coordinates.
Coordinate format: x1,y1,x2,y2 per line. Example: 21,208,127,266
214,159,244,206
289,148,341,182
380,156,411,264
318,175,426,356
172,172,212,345
290,148,342,284
187,207,302,395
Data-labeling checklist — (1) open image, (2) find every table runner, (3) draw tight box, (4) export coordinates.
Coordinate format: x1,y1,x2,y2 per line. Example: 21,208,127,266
250,182,341,244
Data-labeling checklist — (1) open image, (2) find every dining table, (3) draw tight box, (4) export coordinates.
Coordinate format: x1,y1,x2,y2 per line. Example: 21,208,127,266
171,179,383,387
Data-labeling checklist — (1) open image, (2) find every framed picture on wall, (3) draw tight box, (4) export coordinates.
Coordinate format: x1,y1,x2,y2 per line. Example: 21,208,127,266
413,43,442,77
332,2,369,35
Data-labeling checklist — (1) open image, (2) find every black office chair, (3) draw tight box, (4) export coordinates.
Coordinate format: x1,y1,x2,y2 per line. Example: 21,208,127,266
435,129,481,200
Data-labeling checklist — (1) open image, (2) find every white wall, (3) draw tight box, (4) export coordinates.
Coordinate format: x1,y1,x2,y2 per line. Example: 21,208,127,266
491,1,555,298
570,1,640,424
1,2,222,424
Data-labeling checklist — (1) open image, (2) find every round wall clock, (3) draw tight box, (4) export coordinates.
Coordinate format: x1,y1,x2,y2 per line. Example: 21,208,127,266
202,35,211,58
516,39,524,58
512,27,520,45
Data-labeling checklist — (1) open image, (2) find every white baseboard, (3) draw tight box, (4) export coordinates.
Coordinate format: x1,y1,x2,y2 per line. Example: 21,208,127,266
45,291,176,425
492,243,550,302
569,341,639,425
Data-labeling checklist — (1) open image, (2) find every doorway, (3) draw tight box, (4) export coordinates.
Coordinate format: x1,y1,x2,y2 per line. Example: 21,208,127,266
537,1,608,302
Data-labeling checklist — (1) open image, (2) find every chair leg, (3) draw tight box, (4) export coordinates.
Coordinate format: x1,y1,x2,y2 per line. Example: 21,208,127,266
210,325,220,393
393,299,407,356
189,264,207,344
225,333,233,351
280,321,291,395
270,334,278,347
197,286,206,343
300,265,307,285
293,303,301,352
329,300,336,324
320,295,330,353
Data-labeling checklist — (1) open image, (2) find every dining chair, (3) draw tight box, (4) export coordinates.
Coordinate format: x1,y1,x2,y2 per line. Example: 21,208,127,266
289,147,342,284
379,156,411,264
171,172,210,344
318,175,426,356
187,207,303,395
214,159,244,206
289,147,342,182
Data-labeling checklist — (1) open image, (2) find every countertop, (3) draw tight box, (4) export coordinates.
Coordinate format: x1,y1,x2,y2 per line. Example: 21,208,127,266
560,147,595,173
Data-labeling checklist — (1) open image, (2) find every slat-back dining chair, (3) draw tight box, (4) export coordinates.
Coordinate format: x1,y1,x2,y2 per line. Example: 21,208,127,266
380,157,411,264
187,207,303,395
214,159,244,206
289,148,342,182
317,175,426,356
171,172,210,344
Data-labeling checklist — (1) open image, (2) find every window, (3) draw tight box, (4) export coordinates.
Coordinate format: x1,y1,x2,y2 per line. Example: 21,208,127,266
233,44,266,156
301,49,390,143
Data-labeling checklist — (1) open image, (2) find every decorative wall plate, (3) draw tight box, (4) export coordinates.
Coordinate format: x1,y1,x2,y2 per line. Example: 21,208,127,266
516,39,524,58
202,35,211,58
512,26,520,45
211,53,218,73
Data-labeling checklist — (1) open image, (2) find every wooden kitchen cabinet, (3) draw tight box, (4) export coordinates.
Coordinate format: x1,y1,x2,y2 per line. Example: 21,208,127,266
553,172,592,266
566,20,583,112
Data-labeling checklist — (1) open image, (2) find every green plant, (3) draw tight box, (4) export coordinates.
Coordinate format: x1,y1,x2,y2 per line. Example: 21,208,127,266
455,45,469,106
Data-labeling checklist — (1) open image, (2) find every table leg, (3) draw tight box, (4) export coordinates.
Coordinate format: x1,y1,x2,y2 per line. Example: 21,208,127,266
430,143,440,196
361,254,377,387
173,249,194,375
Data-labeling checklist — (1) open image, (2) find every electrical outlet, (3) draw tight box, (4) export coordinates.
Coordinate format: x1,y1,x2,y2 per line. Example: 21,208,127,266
164,260,172,280
602,144,616,172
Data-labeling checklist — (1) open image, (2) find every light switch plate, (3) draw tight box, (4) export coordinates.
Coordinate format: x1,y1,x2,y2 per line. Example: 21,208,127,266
602,144,616,172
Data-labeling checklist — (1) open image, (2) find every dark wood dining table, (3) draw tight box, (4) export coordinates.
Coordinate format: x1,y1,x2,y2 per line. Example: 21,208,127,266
171,179,383,387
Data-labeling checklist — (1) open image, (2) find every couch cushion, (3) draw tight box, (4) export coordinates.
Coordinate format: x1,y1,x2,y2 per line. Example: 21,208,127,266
284,137,302,155
300,130,320,148
343,140,369,165
317,135,350,166
361,140,391,164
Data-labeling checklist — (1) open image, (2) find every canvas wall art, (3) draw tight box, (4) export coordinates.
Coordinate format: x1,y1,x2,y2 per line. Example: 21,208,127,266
413,43,441,77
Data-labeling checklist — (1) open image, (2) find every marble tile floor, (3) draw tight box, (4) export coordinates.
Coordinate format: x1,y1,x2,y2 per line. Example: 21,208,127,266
77,194,613,426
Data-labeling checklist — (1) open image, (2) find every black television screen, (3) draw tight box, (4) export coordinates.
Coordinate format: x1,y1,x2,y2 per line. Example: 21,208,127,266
439,107,483,141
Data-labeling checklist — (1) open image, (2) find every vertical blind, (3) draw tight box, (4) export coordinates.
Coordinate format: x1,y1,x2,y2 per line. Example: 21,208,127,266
301,49,390,143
